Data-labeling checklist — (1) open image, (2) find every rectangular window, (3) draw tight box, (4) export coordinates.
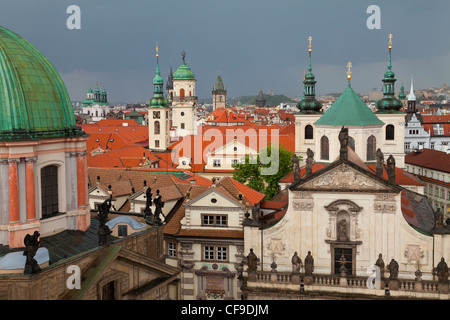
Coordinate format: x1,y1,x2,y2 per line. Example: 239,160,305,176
155,140,160,148
203,215,214,225
216,247,228,261
41,165,59,218
168,242,177,257
181,123,185,129
204,246,215,260
232,159,239,167
118,225,127,237
201,214,228,227
213,159,221,167
203,245,228,262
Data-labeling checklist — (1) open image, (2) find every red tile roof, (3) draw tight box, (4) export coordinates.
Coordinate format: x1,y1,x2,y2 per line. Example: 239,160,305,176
405,149,450,173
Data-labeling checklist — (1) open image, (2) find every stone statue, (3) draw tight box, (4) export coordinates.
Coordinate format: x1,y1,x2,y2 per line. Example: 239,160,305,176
387,258,399,280
436,257,449,283
338,126,349,160
305,148,314,178
375,253,385,279
153,189,166,224
292,154,300,182
246,248,258,273
386,155,396,183
304,251,314,276
375,149,384,178
291,252,303,274
181,50,186,64
338,219,348,241
434,208,444,229
97,196,112,246
143,187,153,223
98,196,112,228
23,231,41,274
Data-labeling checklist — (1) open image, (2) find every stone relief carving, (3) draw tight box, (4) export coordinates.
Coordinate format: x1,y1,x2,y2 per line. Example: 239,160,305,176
309,165,380,189
403,244,424,263
375,193,396,202
373,203,397,213
293,201,314,211
293,191,313,199
266,239,286,256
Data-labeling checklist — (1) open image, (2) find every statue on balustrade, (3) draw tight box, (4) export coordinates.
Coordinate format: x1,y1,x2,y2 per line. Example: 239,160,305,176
291,252,303,274
304,251,314,276
436,257,448,283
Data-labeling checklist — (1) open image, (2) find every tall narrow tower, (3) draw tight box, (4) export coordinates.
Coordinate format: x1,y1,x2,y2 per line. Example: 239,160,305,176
171,51,197,137
212,73,226,110
294,36,323,160
375,33,406,168
148,44,170,151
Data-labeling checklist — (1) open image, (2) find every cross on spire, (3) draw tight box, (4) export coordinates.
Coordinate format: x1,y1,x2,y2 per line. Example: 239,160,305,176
308,36,312,52
388,33,393,49
346,61,352,81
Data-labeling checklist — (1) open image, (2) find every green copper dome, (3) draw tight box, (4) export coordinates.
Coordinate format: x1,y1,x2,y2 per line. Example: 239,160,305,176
315,83,384,126
173,63,195,80
173,51,195,80
0,26,81,141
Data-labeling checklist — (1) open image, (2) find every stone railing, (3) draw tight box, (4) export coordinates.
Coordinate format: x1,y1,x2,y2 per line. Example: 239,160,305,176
246,271,449,299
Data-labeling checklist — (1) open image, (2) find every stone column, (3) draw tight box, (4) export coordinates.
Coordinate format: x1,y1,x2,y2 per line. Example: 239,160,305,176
25,158,36,222
76,152,86,209
8,159,20,224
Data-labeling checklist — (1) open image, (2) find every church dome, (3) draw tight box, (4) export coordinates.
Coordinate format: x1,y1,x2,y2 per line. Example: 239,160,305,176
0,26,81,141
173,63,195,80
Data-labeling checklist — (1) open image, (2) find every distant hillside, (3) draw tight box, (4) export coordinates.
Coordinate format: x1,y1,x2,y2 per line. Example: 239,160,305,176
226,94,295,107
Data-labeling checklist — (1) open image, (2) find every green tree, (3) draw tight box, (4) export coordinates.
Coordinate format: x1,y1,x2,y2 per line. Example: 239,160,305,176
232,145,297,200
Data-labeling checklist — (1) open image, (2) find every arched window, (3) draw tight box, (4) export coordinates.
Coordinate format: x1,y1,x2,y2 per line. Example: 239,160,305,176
41,165,58,218
386,124,395,140
305,125,313,140
321,136,329,160
367,135,376,161
154,121,160,135
348,137,355,151
180,88,185,97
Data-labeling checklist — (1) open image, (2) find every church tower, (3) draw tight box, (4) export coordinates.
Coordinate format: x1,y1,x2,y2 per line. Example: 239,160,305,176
294,36,323,161
375,34,406,168
148,44,170,151
212,73,226,110
171,51,197,137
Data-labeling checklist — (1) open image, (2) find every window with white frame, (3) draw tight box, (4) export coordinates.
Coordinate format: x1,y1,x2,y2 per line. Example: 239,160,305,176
203,245,228,262
213,159,221,167
168,242,177,257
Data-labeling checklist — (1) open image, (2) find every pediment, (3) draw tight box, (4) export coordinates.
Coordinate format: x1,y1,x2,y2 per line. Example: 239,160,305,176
185,188,244,209
291,161,400,193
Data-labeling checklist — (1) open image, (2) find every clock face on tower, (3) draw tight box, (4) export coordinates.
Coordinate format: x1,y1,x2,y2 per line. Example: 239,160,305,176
153,111,160,119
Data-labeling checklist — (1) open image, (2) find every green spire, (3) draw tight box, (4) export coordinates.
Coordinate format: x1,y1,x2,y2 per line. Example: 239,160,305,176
297,36,322,114
148,43,168,108
376,33,403,113
213,73,226,92
398,79,407,100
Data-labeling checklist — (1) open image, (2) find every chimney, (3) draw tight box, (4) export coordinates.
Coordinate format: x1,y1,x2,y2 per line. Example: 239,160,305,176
97,175,101,185
190,179,197,185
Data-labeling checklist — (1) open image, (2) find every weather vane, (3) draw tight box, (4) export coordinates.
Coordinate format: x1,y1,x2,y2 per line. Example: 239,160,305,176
346,61,352,81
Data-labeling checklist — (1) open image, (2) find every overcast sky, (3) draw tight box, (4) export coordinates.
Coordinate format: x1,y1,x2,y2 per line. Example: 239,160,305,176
1,0,449,103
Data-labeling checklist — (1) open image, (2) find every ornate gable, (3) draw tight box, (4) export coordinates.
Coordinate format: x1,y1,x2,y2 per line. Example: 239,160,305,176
290,160,401,193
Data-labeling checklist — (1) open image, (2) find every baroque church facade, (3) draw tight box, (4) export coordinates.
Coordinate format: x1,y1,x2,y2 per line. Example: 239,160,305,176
242,36,450,300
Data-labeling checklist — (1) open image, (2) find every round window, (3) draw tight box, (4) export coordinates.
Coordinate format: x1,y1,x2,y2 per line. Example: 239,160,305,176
211,198,217,203
181,112,185,116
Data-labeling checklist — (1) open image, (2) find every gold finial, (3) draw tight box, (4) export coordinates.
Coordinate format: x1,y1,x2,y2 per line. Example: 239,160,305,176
388,33,393,50
303,69,306,80
308,36,312,52
346,61,352,80
156,41,159,58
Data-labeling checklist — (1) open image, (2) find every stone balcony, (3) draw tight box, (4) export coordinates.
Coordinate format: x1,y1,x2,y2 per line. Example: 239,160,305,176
243,271,449,300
